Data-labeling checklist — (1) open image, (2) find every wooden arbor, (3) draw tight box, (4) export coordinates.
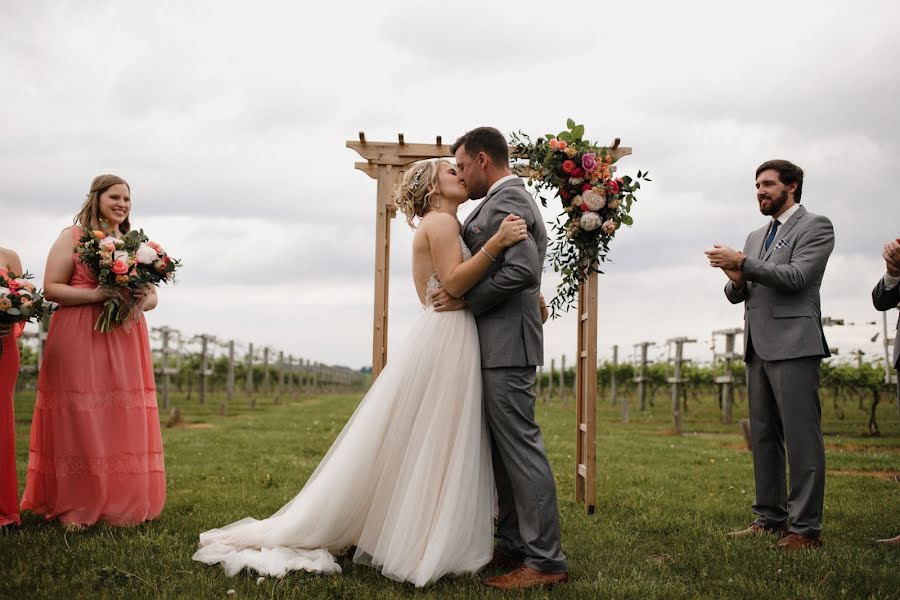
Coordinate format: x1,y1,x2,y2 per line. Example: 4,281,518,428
347,133,453,379
349,131,633,514
573,141,632,514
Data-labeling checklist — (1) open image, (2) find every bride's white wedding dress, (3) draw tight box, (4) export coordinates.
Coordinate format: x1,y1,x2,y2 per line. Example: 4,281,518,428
192,239,495,587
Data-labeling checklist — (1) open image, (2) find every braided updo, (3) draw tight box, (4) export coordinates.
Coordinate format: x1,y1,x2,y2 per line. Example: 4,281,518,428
393,159,449,228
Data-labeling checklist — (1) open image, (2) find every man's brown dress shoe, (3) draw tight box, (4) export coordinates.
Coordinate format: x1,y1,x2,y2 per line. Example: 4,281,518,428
726,522,789,538
773,533,823,550
876,534,900,546
483,565,568,590
487,548,522,570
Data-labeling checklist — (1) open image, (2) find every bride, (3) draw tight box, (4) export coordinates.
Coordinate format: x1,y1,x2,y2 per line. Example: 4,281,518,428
192,159,529,587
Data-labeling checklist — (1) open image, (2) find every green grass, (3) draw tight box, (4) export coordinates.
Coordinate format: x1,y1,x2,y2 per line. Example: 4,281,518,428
2,387,898,599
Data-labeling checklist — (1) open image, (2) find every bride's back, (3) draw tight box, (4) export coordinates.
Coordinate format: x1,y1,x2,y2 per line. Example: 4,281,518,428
411,219,437,306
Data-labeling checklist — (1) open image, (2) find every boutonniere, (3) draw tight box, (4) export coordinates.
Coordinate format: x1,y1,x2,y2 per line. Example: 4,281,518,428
470,225,482,235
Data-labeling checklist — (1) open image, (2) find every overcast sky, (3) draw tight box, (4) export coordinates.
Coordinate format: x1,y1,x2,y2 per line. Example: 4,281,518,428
2,1,897,370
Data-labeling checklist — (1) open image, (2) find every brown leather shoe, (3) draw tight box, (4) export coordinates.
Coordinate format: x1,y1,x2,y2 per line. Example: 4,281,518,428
726,522,789,538
876,534,900,546
483,565,569,590
487,548,522,570
773,533,823,550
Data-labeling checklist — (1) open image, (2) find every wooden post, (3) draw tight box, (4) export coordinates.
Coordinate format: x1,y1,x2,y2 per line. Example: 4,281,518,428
575,270,599,514
634,342,653,411
560,354,567,408
713,328,742,424
154,327,173,409
246,342,255,408
224,339,235,415
610,344,618,405
197,334,214,405
549,358,556,403
262,346,271,397
277,350,285,404
666,337,696,434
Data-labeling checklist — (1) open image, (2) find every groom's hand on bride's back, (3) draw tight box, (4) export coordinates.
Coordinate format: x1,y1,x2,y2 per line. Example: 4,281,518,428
431,287,466,312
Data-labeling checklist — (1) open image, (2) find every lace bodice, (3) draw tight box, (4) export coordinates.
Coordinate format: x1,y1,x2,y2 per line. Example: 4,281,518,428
424,236,471,308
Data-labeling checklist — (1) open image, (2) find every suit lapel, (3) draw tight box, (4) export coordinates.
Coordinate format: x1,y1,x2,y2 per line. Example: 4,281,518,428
762,205,806,261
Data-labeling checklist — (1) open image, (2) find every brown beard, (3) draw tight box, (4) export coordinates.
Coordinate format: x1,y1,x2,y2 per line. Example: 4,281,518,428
759,187,788,216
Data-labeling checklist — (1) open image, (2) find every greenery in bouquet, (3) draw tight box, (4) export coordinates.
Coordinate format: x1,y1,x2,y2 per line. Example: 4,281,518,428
0,271,56,359
77,227,181,332
510,119,650,317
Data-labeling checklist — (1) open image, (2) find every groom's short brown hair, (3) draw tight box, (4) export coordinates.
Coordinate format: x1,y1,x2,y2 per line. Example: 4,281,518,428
756,159,804,202
451,127,509,167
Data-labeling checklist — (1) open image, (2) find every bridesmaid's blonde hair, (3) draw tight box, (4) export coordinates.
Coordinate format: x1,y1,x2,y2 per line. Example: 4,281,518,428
74,174,131,233
393,159,448,229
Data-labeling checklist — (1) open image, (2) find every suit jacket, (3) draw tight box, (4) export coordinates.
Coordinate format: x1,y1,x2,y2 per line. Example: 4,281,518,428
462,178,547,368
724,204,834,361
872,277,900,368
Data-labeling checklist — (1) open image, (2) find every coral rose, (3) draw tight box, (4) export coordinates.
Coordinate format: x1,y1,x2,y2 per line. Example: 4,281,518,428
548,138,559,149
561,160,576,174
112,260,129,275
557,140,568,150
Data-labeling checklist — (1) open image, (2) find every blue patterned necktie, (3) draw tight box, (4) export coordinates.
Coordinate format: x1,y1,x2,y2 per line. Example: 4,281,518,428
764,219,781,251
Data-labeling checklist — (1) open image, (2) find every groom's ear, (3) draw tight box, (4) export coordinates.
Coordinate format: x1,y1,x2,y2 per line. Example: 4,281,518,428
476,151,489,169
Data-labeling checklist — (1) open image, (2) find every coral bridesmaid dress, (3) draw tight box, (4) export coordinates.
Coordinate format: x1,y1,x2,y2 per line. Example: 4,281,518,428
0,269,24,527
21,227,165,526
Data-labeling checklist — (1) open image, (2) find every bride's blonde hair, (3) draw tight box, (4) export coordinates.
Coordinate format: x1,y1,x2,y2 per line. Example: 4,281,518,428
393,159,449,229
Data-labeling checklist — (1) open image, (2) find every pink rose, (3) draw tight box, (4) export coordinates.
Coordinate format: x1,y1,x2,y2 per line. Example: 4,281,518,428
608,179,620,194
572,166,584,178
582,182,593,192
561,160,576,174
581,153,597,172
112,260,129,275
601,219,616,235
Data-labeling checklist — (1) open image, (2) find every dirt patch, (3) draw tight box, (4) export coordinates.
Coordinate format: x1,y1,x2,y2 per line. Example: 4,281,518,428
830,470,900,482
171,422,215,430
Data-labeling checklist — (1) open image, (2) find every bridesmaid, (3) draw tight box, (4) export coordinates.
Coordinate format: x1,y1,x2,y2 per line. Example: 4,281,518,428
20,174,166,530
0,246,25,527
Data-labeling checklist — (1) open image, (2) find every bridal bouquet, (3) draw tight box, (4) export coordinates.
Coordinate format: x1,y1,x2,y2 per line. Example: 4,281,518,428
77,228,181,332
510,119,650,316
0,271,55,359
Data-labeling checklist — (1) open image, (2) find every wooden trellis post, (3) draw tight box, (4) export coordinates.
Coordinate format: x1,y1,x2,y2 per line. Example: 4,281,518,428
666,337,696,434
634,341,654,411
713,328,742,424
575,271,599,514
224,339,235,415
560,354,568,407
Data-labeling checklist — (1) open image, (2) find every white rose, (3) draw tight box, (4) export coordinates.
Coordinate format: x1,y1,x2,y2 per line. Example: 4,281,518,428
0,288,8,298
582,190,606,211
580,212,602,231
136,243,159,264
113,250,129,263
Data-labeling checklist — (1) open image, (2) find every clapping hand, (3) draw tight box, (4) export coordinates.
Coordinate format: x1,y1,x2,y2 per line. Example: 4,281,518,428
705,245,747,287
883,239,900,277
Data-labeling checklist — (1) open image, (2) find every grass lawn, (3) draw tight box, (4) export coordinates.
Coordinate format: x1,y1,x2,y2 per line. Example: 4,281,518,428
2,387,898,599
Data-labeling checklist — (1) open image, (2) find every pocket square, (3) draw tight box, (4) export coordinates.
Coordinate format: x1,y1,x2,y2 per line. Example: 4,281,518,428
774,239,790,250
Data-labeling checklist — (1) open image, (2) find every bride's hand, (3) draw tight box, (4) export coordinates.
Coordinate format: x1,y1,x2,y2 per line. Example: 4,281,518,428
496,214,528,248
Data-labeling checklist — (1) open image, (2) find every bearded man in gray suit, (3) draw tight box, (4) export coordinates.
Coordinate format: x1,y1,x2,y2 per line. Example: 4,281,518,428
431,127,567,590
706,159,834,550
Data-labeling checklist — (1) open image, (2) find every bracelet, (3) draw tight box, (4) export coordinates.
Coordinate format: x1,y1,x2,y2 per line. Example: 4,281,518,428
480,247,497,262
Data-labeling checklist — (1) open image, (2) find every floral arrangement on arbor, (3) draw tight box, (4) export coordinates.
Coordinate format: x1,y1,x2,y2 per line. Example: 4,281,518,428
510,119,650,316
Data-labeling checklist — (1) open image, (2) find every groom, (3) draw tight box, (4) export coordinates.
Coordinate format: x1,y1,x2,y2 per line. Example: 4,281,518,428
432,127,568,589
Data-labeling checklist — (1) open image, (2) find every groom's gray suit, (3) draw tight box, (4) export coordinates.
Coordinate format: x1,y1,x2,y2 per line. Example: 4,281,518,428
872,274,900,410
725,204,834,538
462,177,567,573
